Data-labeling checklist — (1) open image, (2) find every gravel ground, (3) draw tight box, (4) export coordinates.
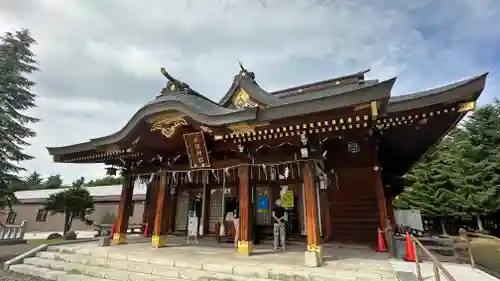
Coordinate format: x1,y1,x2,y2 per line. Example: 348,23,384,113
0,244,48,281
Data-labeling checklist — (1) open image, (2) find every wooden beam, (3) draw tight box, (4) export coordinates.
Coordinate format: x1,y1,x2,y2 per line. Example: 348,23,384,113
373,166,388,230
113,173,134,245
237,165,253,255
152,173,168,248
302,161,323,266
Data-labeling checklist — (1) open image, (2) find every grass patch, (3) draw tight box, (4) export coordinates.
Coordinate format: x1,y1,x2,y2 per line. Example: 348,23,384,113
470,238,500,271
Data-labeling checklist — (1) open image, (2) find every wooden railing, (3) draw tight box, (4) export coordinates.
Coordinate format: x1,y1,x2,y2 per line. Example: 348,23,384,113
0,220,27,241
411,235,458,281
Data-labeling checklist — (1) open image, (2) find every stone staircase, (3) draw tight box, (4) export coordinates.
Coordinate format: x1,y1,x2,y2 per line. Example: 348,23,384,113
8,244,399,281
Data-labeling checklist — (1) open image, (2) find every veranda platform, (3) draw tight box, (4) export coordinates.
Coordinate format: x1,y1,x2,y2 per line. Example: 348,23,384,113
9,235,400,281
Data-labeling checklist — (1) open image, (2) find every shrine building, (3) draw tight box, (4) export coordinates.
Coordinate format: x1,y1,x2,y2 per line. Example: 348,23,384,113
46,64,487,266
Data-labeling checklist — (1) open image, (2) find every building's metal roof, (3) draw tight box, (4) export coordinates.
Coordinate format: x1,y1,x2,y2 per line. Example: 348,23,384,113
14,184,147,204
45,69,489,161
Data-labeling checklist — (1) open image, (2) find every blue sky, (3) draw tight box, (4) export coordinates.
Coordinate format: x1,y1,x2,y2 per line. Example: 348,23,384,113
1,0,499,183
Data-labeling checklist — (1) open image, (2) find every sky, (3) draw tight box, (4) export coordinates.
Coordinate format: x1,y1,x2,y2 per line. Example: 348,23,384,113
1,0,499,184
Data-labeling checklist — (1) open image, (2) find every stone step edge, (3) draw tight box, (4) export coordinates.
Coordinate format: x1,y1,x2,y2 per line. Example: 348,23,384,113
35,252,288,280
45,246,332,275
36,251,394,281
22,257,272,281
40,250,338,279
9,263,71,281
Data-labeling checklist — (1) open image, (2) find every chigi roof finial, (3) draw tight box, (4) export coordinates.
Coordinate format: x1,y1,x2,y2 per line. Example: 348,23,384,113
159,67,190,95
238,61,255,80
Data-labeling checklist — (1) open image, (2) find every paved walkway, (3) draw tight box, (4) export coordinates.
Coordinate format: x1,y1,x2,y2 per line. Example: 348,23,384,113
390,259,500,281
23,231,95,240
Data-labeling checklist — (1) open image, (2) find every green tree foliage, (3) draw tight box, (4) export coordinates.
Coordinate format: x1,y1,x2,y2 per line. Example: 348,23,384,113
72,176,85,187
26,171,43,185
44,186,95,234
396,101,500,231
44,174,63,189
0,29,39,211
85,176,123,187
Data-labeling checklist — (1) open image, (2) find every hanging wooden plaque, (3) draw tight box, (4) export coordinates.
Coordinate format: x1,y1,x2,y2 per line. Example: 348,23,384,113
183,131,211,169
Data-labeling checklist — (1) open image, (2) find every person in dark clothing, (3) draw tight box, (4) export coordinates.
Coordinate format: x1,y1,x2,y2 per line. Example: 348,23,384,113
272,199,286,251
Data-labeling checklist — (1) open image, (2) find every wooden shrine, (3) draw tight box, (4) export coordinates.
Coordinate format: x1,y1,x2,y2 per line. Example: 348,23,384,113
46,64,487,266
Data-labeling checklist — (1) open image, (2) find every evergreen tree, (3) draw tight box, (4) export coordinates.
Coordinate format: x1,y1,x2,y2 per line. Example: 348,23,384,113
72,176,85,187
394,135,464,234
44,174,63,189
0,29,39,211
447,101,500,230
26,171,43,185
85,176,123,187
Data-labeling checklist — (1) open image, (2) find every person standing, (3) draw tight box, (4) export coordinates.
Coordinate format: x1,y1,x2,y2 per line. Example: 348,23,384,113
272,199,286,251
233,199,240,248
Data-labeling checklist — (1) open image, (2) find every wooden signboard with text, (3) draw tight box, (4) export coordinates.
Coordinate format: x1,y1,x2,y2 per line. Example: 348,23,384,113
183,131,211,169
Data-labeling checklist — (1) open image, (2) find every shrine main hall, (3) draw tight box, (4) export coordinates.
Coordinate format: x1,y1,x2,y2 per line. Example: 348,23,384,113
47,65,487,266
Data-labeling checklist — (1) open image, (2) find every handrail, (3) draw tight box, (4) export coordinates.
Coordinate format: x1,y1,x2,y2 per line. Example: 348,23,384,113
466,232,500,243
412,235,457,281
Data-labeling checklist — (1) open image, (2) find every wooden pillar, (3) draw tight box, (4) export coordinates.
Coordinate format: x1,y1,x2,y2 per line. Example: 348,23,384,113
199,182,209,236
319,189,332,242
386,195,396,229
152,173,168,248
202,185,211,235
169,187,178,232
373,166,388,230
237,165,253,255
113,173,134,245
302,161,323,267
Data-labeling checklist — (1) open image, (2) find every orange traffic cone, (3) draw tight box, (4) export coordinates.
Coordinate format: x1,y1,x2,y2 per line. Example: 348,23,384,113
110,222,116,238
404,232,416,262
143,222,149,238
376,228,387,252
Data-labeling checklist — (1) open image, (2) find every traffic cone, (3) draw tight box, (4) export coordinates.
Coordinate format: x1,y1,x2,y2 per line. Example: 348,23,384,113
403,232,416,262
143,222,149,238
110,222,116,238
376,228,387,252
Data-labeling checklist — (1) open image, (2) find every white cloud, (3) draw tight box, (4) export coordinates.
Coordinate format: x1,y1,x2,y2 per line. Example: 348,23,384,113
1,0,498,184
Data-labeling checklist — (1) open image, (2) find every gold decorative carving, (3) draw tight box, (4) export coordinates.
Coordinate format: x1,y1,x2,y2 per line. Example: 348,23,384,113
371,101,378,120
307,244,323,253
229,123,256,136
148,113,188,138
354,103,371,111
458,101,476,112
232,89,258,109
237,240,254,255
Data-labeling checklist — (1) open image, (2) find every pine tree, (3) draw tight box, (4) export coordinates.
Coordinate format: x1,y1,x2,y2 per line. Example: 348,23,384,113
0,29,39,211
448,101,500,230
394,135,464,234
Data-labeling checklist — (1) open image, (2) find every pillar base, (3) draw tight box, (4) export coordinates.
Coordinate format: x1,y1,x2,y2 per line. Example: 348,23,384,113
112,233,127,245
304,245,323,267
237,240,253,255
152,235,166,248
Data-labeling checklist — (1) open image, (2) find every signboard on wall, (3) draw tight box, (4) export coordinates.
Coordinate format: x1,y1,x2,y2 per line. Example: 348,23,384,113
257,191,269,213
183,131,211,169
281,190,294,208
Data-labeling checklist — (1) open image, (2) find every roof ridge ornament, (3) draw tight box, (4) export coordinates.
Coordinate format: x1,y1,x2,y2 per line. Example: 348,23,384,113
238,61,256,80
160,67,190,95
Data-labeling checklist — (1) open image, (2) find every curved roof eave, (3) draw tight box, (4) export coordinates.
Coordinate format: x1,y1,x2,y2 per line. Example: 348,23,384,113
387,73,488,112
47,96,257,156
259,77,396,121
272,69,371,97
